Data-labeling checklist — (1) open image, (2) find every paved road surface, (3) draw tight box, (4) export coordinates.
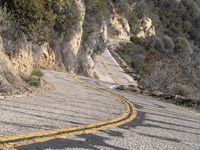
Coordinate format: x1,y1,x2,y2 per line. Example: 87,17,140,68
94,49,137,86
0,70,199,150
0,51,200,149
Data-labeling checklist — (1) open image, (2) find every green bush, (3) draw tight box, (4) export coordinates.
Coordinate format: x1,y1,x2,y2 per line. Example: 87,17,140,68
162,35,174,50
83,27,95,40
86,0,107,18
1,0,81,42
112,0,129,12
31,68,44,77
0,6,19,39
174,37,192,54
117,51,134,68
183,21,192,33
130,35,146,45
1,0,55,43
129,15,140,34
25,68,43,87
150,37,164,52
25,75,42,87
50,0,82,38
139,61,149,76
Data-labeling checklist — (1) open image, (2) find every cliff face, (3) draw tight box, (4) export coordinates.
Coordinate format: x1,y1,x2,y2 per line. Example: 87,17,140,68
0,0,133,78
1,0,199,99
0,0,126,93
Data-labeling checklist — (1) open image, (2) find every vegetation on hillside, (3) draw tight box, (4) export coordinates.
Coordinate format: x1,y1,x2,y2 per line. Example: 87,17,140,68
25,68,44,87
0,0,78,43
0,0,200,99
116,0,200,100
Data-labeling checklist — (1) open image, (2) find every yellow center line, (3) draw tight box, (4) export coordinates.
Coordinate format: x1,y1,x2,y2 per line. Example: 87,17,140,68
0,74,137,149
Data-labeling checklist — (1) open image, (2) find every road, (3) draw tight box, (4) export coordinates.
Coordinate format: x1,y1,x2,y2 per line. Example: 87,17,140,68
94,49,138,86
0,51,200,149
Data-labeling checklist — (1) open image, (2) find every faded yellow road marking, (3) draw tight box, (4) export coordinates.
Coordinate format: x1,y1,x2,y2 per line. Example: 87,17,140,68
0,75,137,149
71,73,78,80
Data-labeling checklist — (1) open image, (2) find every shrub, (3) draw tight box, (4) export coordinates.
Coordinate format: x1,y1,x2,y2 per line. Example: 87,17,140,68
117,51,134,67
174,37,193,54
83,27,95,40
140,59,178,94
25,75,42,87
31,68,44,77
150,37,165,53
0,6,10,33
85,0,107,18
162,35,174,51
139,61,149,76
25,68,43,87
114,0,129,12
0,6,19,39
52,0,82,39
183,21,192,33
129,15,140,34
2,0,55,43
130,35,146,45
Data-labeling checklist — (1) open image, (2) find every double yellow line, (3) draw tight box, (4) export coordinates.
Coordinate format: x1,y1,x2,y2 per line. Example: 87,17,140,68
0,75,137,149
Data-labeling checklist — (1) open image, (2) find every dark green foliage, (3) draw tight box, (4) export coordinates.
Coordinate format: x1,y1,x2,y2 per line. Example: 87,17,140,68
83,28,95,40
1,0,55,43
117,51,135,68
174,37,192,54
0,6,17,38
116,42,147,73
85,0,107,19
0,0,77,43
25,68,43,87
112,0,129,11
31,68,44,77
136,0,200,46
130,35,146,45
49,0,82,38
149,36,175,54
129,15,140,34
25,75,42,87
114,0,200,99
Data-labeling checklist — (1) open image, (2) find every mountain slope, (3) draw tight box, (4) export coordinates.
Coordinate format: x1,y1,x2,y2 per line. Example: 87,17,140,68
0,0,199,100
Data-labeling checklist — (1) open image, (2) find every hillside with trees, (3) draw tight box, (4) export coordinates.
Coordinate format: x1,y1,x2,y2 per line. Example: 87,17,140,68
114,0,200,100
0,0,199,101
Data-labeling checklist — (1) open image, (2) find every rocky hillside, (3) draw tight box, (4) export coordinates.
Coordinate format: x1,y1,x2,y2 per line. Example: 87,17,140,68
0,0,132,93
0,0,200,99
113,0,200,100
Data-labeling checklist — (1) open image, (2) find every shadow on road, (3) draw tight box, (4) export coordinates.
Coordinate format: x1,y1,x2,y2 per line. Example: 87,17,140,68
14,98,200,150
15,104,145,150
16,134,127,150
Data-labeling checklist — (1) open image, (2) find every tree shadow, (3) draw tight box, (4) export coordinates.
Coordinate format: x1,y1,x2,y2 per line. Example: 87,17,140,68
16,133,128,150
136,133,181,143
12,103,143,150
7,97,200,150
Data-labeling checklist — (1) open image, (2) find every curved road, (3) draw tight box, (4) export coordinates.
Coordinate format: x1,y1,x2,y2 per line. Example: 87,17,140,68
0,50,200,149
0,71,199,150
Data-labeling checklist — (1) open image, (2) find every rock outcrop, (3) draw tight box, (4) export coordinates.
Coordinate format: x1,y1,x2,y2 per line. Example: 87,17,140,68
0,0,139,93
137,17,156,39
